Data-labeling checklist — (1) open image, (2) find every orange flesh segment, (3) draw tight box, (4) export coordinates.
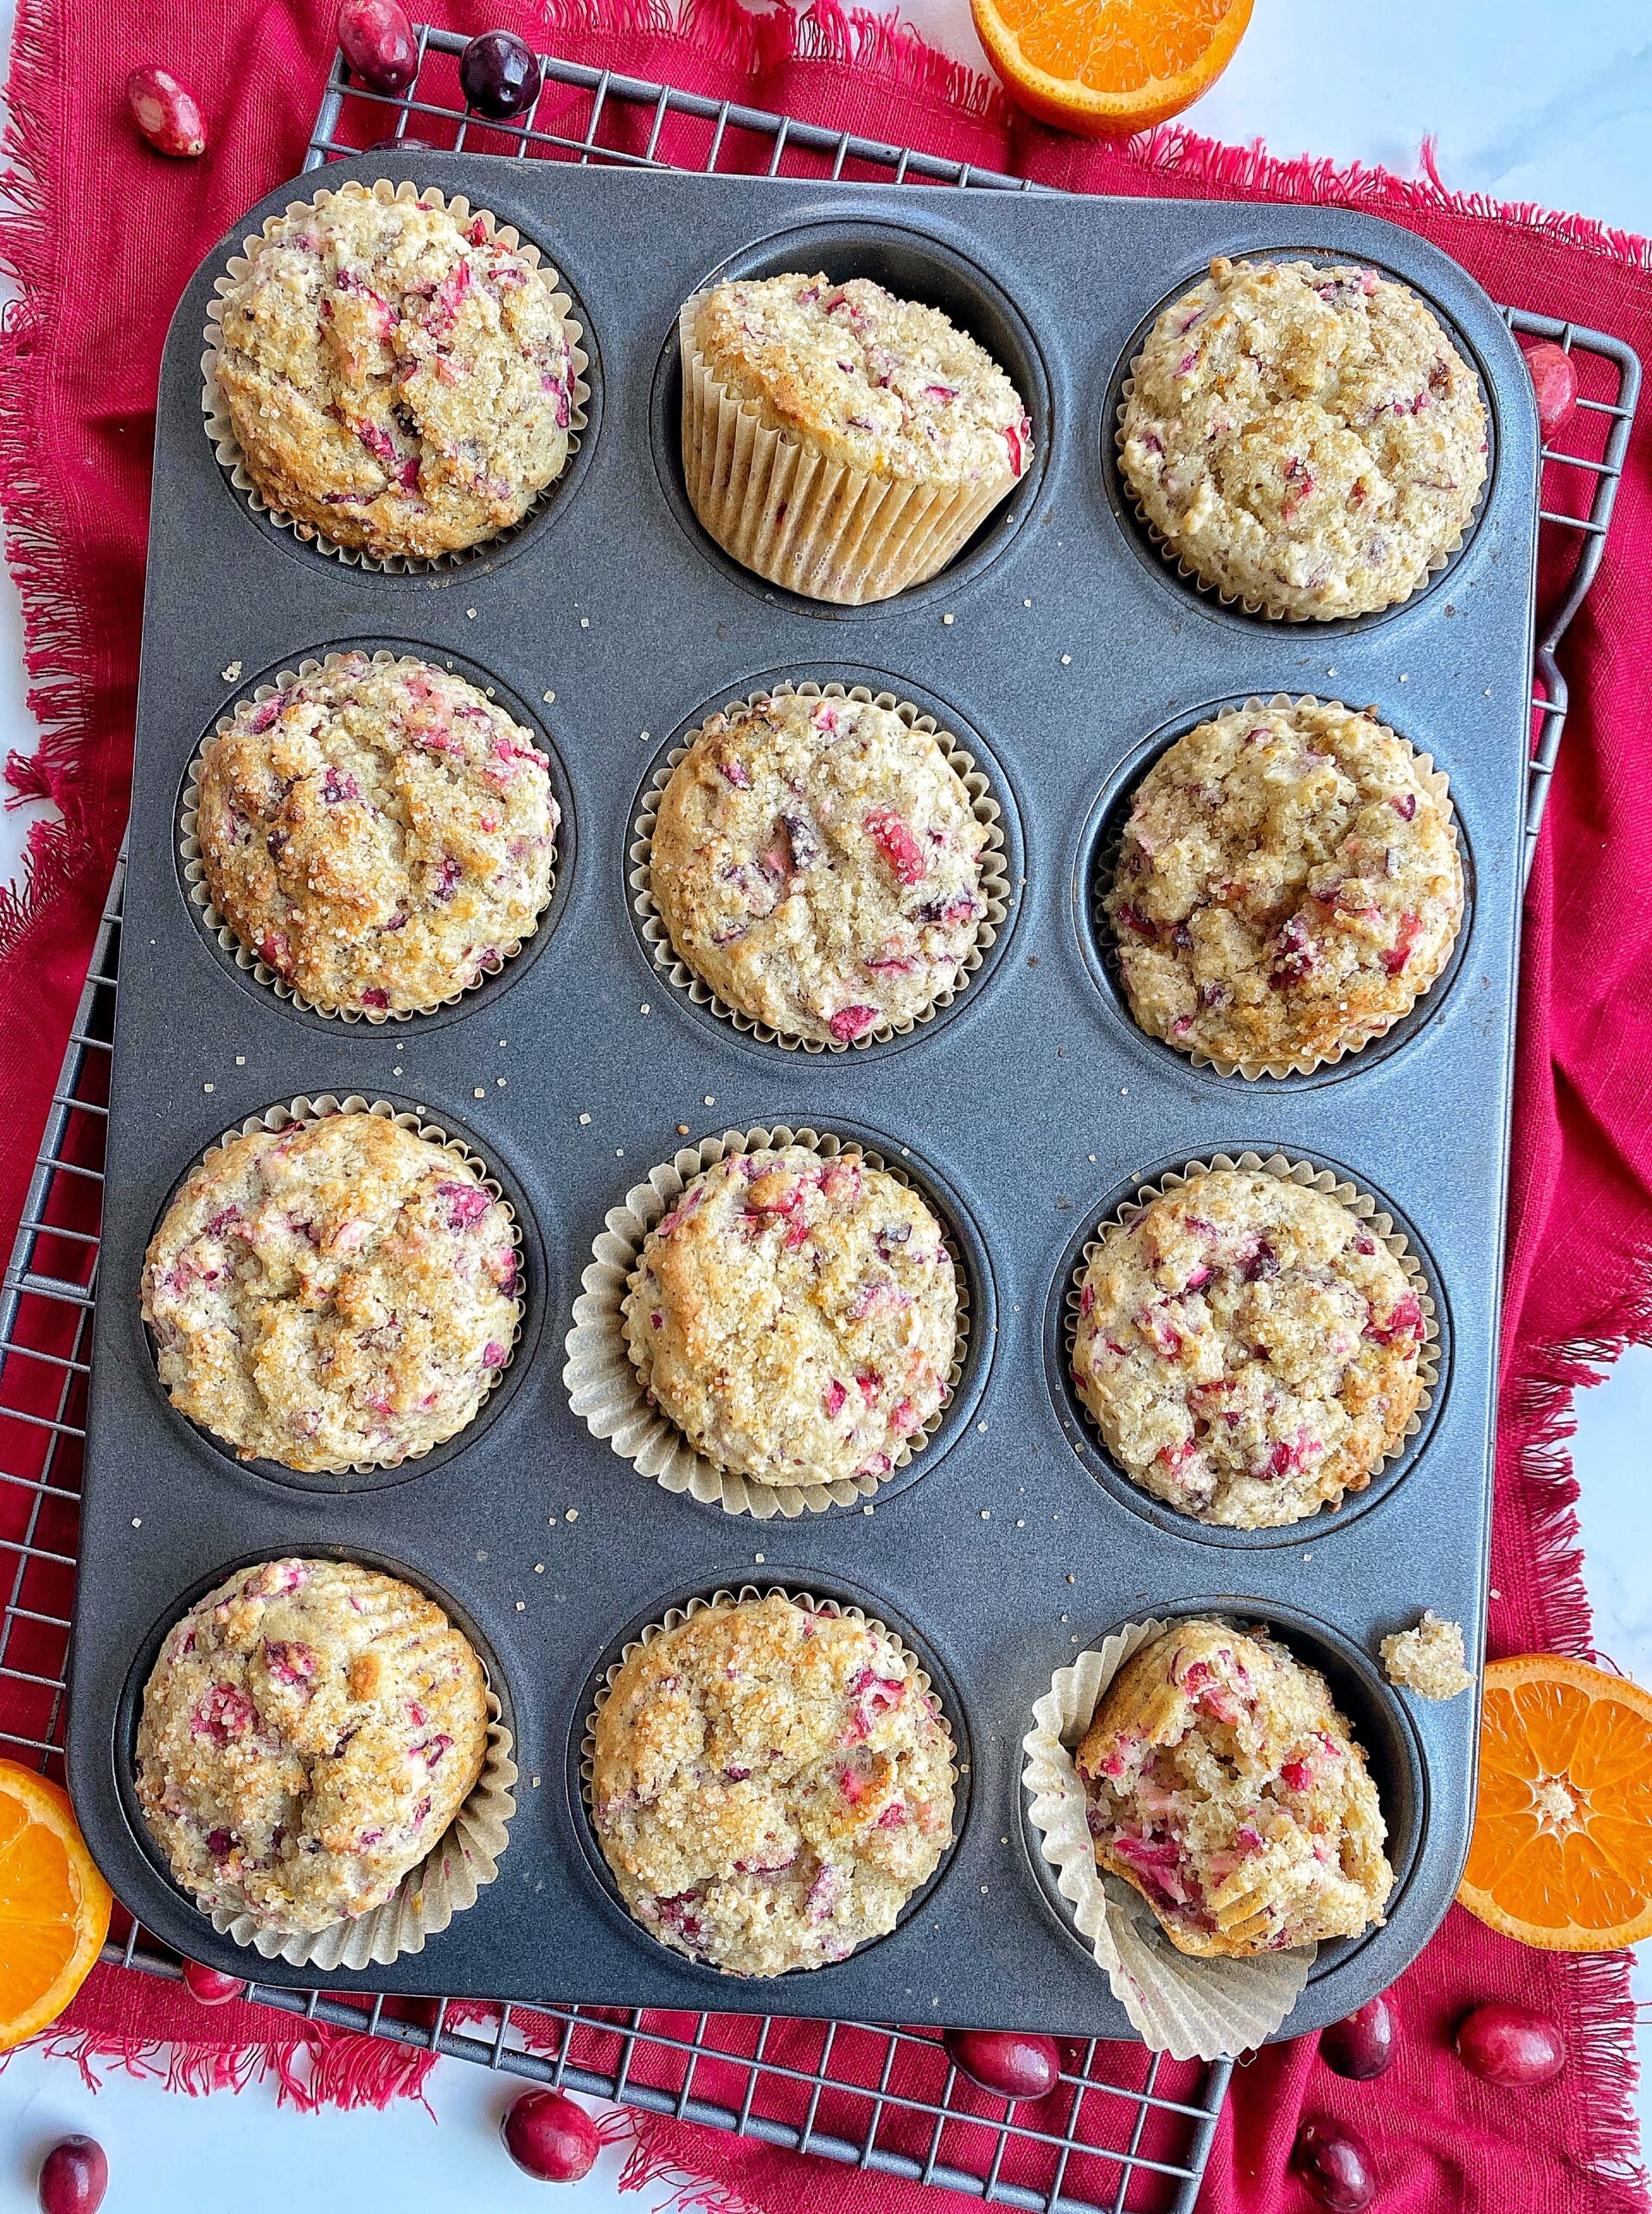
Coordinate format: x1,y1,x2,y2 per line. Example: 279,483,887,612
0,1762,112,2047
989,0,1239,94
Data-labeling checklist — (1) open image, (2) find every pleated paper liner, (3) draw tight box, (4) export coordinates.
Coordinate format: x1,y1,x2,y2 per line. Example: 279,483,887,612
678,298,1020,606
1064,1153,1440,1529
1093,696,1466,1079
213,1675,516,1971
630,681,1010,1053
562,1125,970,1520
146,1095,524,1479
180,651,556,1024
202,179,590,574
1021,1617,1313,2059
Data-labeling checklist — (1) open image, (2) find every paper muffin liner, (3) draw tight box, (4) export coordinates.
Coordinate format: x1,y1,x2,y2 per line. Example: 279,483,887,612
678,298,1018,606
1021,1617,1313,2057
631,681,1011,1053
149,1095,525,1477
180,651,556,1023
580,1583,958,1970
202,179,590,574
1095,695,1465,1079
1065,1153,1439,1528
212,1673,517,1970
563,1126,970,1520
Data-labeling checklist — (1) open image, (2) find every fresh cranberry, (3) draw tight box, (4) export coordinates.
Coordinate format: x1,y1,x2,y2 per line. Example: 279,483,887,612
502,2088,600,2181
337,0,418,93
459,29,543,118
368,134,434,151
126,66,206,157
1320,1994,1395,2079
944,2028,1060,2102
183,1958,247,2006
1521,342,1579,443
1290,2121,1374,2211
1454,2002,1566,2087
37,2138,107,2214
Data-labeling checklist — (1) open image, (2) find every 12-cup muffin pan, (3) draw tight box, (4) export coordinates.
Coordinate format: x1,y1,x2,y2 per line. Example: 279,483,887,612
68,157,1538,2038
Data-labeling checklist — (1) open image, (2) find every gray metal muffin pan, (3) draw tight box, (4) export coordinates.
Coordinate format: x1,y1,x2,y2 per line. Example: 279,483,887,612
67,157,1537,2043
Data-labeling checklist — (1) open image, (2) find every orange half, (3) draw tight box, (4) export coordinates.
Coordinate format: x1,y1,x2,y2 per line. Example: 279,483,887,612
1458,1654,1652,1951
0,1759,112,2048
970,0,1254,137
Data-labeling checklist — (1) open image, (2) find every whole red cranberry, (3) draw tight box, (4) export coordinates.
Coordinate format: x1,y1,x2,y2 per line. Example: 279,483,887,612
944,2027,1061,2101
1319,1994,1395,2080
37,2137,107,2214
1291,2120,1374,2211
502,2089,601,2181
1455,2002,1566,2087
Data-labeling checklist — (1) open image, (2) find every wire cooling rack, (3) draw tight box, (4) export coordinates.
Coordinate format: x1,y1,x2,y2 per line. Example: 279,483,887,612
0,25,1640,2212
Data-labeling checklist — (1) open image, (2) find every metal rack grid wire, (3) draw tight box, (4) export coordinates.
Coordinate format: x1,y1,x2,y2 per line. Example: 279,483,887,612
0,26,1639,2212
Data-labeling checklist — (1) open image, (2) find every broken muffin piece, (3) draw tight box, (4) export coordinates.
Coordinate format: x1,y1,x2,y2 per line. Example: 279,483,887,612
1380,1611,1474,1701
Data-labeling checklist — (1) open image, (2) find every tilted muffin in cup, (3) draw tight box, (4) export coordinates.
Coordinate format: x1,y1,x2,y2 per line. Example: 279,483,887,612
210,184,580,561
136,1558,490,1936
649,688,990,1046
1119,255,1487,618
1076,1620,1393,1956
681,273,1031,604
591,1591,956,1974
194,652,558,1017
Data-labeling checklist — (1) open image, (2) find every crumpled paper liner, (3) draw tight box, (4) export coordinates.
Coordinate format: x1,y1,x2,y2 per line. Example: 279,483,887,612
202,178,590,573
562,1125,970,1520
180,651,556,1023
1021,1616,1312,2058
149,1095,524,1477
631,680,1010,1052
679,297,1018,605
1065,1153,1440,1526
1096,696,1466,1078
212,1677,516,1970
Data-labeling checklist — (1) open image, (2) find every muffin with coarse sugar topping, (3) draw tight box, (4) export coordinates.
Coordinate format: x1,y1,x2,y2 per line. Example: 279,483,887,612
621,1144,957,1489
682,272,1031,603
1077,1620,1393,1957
1105,701,1462,1071
649,689,990,1046
1120,255,1486,617
142,1112,521,1472
592,1592,956,1975
211,184,579,561
195,653,558,1016
137,1558,489,1935
1071,1168,1427,1528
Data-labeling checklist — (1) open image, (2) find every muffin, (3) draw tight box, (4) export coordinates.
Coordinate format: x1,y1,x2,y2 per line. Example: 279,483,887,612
1105,701,1462,1070
212,185,579,560
195,653,558,1015
142,1112,521,1471
1071,1168,1426,1528
136,1558,489,1935
682,272,1031,603
1120,255,1487,617
1076,1621,1393,1957
650,690,989,1045
621,1144,957,1489
592,1593,956,1975
1380,1611,1474,1700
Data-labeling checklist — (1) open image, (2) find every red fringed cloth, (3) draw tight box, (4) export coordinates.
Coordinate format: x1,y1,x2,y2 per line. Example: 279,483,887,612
3,3,1650,2207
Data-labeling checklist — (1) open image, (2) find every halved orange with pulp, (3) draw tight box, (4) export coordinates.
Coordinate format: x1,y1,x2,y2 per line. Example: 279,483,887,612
1458,1654,1652,1950
970,0,1254,137
0,1759,112,2048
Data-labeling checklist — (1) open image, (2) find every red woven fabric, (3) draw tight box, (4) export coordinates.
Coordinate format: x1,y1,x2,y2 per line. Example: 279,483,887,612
3,2,1650,2208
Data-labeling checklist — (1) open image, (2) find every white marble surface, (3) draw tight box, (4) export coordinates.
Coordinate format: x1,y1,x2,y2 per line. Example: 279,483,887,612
2,0,1650,2202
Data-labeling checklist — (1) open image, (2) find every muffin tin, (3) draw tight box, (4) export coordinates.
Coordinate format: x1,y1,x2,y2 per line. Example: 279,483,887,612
67,157,1538,2039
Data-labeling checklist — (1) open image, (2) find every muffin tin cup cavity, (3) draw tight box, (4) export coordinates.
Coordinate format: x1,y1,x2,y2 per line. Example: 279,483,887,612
1105,250,1495,630
629,677,1015,1055
180,649,568,1026
575,1577,968,1978
1083,695,1469,1083
118,1552,517,1973
1053,1152,1443,1546
144,1094,531,1487
202,178,592,577
563,1123,989,1520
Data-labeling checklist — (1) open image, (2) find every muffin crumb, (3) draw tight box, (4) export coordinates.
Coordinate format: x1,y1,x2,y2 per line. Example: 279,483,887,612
1380,1612,1473,1700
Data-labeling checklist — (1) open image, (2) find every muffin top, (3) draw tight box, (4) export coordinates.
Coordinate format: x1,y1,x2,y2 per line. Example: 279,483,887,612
1105,701,1462,1069
1077,1621,1393,1957
1072,1168,1426,1528
196,653,558,1016
622,1145,957,1489
214,186,578,560
136,1558,489,1934
592,1593,956,1975
650,691,990,1046
142,1112,521,1472
1120,256,1487,617
690,274,1031,489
